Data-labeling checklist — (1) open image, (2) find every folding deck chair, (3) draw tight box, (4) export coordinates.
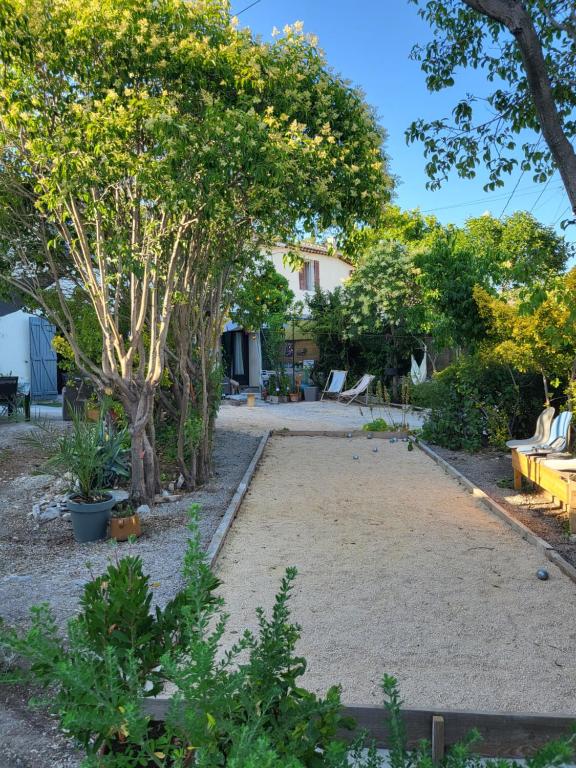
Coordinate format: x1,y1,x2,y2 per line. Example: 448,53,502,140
337,373,375,406
320,370,347,401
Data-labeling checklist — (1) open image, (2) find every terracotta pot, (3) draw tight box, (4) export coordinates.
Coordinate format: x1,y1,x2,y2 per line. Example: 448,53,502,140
86,407,100,422
289,392,300,402
110,514,141,541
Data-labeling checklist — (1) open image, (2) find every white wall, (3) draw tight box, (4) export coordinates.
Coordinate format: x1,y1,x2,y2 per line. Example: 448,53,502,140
268,246,352,306
0,310,31,383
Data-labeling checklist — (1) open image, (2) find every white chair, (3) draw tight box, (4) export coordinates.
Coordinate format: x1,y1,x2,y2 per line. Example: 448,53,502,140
515,411,572,454
337,373,375,406
506,407,555,448
321,370,347,401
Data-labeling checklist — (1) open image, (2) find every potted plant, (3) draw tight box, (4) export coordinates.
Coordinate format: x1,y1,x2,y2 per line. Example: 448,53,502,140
44,415,125,543
110,502,142,541
85,392,101,422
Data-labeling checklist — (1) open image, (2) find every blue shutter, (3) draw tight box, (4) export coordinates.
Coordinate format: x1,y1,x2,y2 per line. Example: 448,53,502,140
30,317,58,397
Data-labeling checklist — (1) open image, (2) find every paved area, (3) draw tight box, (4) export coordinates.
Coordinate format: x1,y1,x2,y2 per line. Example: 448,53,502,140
216,398,424,434
215,434,576,712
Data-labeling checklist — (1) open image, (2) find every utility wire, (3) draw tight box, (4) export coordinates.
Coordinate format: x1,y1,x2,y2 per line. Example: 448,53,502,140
499,135,542,219
234,0,261,16
420,183,563,213
529,173,554,212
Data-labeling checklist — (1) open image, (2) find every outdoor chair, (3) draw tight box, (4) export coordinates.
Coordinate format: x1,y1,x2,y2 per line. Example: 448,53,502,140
506,406,555,448
514,411,573,454
0,376,19,417
320,370,347,401
337,373,375,406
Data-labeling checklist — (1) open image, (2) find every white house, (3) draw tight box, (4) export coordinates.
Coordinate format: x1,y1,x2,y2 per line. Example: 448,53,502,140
0,301,59,398
223,242,353,388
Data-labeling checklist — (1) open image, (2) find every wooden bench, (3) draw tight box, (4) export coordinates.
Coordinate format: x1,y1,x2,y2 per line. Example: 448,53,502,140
512,448,576,532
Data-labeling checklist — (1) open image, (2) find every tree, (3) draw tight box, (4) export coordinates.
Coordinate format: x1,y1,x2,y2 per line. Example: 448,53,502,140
458,211,571,288
407,0,576,217
474,270,576,405
0,1,392,502
229,260,294,333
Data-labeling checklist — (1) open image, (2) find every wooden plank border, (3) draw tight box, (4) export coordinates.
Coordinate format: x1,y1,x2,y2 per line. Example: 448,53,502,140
205,430,270,567
272,429,410,439
417,439,576,585
142,699,576,758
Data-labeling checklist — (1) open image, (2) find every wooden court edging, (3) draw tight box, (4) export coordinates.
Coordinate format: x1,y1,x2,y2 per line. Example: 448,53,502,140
205,430,270,567
272,429,410,439
142,698,576,759
417,439,576,585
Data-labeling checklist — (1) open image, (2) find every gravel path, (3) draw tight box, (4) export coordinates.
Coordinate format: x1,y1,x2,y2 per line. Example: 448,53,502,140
0,428,261,628
215,435,576,712
0,427,261,768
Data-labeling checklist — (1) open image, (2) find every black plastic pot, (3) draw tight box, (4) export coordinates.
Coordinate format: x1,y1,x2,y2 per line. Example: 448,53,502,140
66,493,116,543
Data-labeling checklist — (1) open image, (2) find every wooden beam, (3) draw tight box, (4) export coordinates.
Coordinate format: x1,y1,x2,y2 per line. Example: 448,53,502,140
141,699,576,758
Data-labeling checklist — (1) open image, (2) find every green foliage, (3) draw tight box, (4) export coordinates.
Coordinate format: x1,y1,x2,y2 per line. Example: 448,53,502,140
421,355,546,452
262,313,289,378
156,409,203,467
26,413,130,499
363,418,390,431
407,1,576,193
230,260,294,332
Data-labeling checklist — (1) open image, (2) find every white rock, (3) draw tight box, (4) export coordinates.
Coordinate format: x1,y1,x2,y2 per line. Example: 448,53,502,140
38,507,61,523
62,512,71,522
136,504,150,516
161,489,170,497
168,481,175,492
176,474,185,490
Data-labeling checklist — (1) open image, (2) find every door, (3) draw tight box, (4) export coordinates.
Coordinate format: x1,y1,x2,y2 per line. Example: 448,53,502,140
29,316,58,397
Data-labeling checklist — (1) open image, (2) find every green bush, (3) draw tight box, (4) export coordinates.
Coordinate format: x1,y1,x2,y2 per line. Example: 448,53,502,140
421,356,546,452
410,378,445,410
363,418,390,431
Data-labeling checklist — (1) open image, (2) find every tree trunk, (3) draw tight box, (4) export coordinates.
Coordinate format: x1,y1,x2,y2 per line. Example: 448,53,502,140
463,0,576,215
123,387,156,505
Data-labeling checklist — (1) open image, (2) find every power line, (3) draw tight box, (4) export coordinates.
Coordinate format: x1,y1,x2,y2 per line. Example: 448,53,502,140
499,170,526,219
499,135,542,219
234,0,261,16
420,183,563,213
553,204,571,227
529,174,554,213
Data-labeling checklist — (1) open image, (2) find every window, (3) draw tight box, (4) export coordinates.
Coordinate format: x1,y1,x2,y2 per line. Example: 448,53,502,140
299,259,320,291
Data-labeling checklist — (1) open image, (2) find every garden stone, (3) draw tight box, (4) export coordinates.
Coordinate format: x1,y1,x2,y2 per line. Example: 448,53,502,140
177,473,185,489
136,504,151,516
31,503,41,519
38,507,62,523
168,481,175,492
62,512,71,522
110,489,129,503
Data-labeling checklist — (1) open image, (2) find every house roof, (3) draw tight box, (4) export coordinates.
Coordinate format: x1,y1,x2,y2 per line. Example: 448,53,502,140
274,241,353,267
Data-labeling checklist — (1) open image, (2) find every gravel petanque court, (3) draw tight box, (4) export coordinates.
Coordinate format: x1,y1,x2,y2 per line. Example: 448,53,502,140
215,435,576,712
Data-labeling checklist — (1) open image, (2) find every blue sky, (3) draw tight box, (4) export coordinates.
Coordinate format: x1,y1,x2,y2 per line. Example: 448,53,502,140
236,0,574,247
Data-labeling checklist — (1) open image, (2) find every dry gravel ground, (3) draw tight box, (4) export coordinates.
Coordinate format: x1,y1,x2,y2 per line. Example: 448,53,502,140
0,427,261,768
215,435,576,712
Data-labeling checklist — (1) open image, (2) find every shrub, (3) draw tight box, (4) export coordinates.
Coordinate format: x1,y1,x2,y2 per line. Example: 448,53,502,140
363,418,390,431
421,356,546,452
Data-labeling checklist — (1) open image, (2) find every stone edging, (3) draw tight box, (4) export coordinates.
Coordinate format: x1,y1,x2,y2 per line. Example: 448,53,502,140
417,439,576,585
206,431,270,567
